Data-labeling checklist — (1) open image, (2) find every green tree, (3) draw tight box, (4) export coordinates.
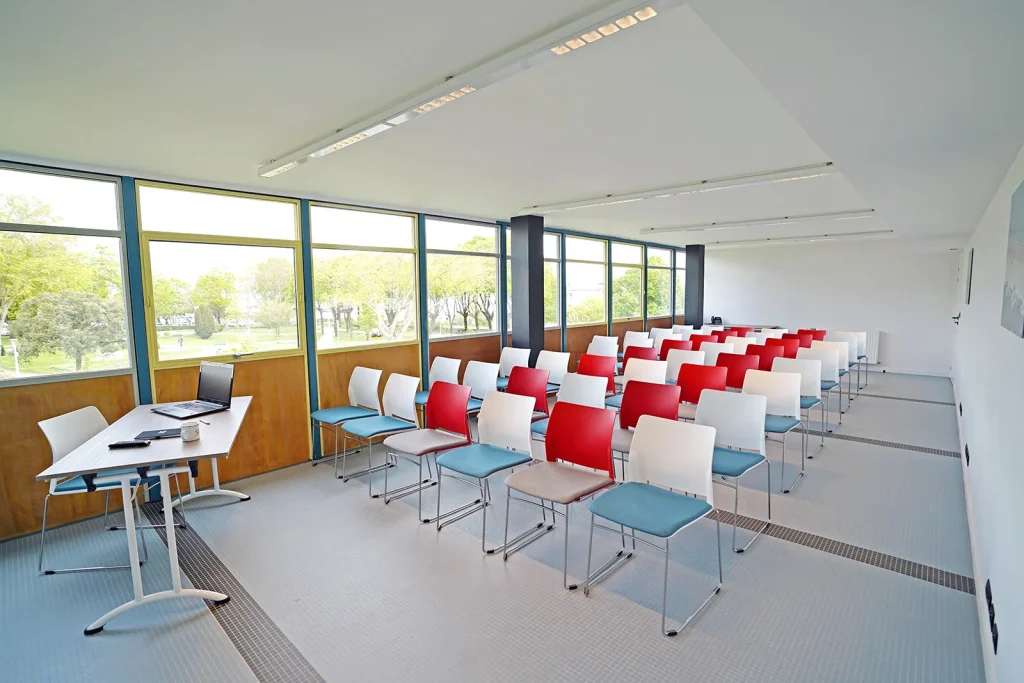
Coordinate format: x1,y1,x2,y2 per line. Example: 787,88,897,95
646,267,670,317
611,267,643,320
251,258,295,305
357,302,379,341
12,291,125,371
254,300,293,339
366,253,415,341
567,296,605,324
0,193,62,224
194,304,216,339
192,270,236,324
544,264,558,325
153,277,192,322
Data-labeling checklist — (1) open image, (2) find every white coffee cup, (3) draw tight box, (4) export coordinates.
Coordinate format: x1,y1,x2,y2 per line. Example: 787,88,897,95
181,421,201,442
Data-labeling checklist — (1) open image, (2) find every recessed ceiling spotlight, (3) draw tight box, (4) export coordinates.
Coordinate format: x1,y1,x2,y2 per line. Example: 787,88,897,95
635,7,657,20
616,15,639,28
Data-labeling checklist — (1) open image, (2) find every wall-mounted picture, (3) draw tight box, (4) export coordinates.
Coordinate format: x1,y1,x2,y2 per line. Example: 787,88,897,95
1001,181,1024,337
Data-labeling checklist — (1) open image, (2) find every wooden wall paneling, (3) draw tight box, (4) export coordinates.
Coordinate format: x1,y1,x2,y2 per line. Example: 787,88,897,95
565,323,606,371
611,319,644,340
428,335,501,382
317,343,422,411
647,316,673,333
0,373,136,540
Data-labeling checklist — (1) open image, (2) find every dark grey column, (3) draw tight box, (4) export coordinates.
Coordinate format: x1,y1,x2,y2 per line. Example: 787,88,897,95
509,214,545,364
685,245,705,329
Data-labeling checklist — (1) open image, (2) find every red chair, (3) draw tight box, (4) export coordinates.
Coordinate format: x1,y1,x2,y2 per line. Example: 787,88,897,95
505,366,551,415
424,381,472,440
658,339,693,361
765,337,799,359
799,328,827,342
710,330,732,343
622,345,658,371
746,343,785,371
613,380,682,474
578,353,616,394
675,363,727,420
716,352,759,390
729,327,754,338
689,334,716,351
783,332,814,349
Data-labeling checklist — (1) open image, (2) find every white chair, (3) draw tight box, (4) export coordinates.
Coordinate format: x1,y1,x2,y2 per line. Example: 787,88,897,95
606,359,668,409
615,337,653,376
462,360,500,413
742,370,803,493
588,335,619,359
536,350,570,393
654,333,683,357
835,331,868,392
531,372,609,440
496,347,530,390
724,336,754,354
671,324,694,339
649,327,674,350
813,340,851,418
312,365,384,477
666,349,705,385
773,357,824,458
798,347,841,432
703,325,724,333
746,331,769,344
761,329,785,340
827,333,858,406
695,390,770,553
416,356,461,406
584,416,722,636
623,330,649,351
700,342,734,367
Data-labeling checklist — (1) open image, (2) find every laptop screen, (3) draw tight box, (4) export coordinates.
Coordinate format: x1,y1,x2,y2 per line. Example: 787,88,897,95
197,362,234,406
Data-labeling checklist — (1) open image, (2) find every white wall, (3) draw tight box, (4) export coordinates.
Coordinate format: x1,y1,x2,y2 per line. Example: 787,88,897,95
704,241,957,375
952,141,1024,683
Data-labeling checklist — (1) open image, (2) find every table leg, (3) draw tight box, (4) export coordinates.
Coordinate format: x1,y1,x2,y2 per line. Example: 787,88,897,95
172,457,250,506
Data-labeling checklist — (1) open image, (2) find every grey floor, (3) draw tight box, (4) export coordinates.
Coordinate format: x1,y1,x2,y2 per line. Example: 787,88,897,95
0,371,985,682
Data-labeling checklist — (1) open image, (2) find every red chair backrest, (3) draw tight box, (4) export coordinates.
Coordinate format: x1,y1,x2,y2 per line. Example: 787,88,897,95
658,339,693,361
545,401,616,479
505,366,551,414
676,363,727,405
765,337,800,359
425,381,472,438
619,380,681,430
745,343,785,371
729,327,753,338
716,352,760,390
689,334,716,351
577,353,616,393
798,328,828,342
622,345,658,372
710,331,731,343
783,332,814,348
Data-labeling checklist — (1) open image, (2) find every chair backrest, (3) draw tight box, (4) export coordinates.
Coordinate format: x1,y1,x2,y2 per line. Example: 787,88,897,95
782,332,814,348
556,372,609,408
348,366,383,413
505,366,551,413
650,327,673,344
746,343,786,371
760,329,785,339
772,357,822,399
703,325,724,333
797,329,825,343
667,349,705,381
671,324,694,339
621,358,668,388
619,380,681,430
653,333,682,356
829,332,860,362
588,335,619,357
797,346,840,383
700,342,734,367
425,381,472,438
628,416,716,503
39,406,108,464
382,373,420,422
742,369,800,418
536,350,570,386
623,330,650,350
677,363,727,405
622,345,658,373
659,338,693,361
462,361,500,399
428,356,461,388
688,334,716,350
577,353,616,393
498,346,530,378
839,331,867,356
729,327,754,338
695,390,766,455
717,352,760,390
710,330,732,343
545,402,617,479
477,391,536,454
813,340,852,368
765,337,799,359
724,335,754,354
746,331,769,344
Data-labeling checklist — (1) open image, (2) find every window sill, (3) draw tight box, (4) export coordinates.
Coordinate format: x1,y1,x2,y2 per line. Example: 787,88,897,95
0,366,134,390
316,339,420,355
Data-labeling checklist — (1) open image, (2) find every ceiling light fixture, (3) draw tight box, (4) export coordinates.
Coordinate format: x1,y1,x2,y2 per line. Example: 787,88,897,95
703,230,895,249
522,162,836,214
259,0,684,178
638,208,876,235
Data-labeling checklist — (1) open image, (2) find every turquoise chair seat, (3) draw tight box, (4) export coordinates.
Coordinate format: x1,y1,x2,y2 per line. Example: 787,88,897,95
617,352,624,359
496,377,509,390
436,444,532,479
589,482,712,538
800,396,822,409
530,418,549,436
414,390,430,406
545,383,560,393
311,405,378,425
857,354,867,360
765,415,800,433
54,468,159,494
822,381,839,390
665,379,676,385
616,362,623,372
712,446,766,478
605,394,623,409
466,398,483,413
342,415,417,439
839,369,848,377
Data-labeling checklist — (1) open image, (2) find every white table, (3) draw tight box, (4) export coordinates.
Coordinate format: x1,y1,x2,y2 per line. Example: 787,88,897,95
36,397,251,635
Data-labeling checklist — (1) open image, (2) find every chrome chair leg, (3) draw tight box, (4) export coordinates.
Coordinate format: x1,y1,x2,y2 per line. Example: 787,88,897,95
782,429,805,494
582,514,634,596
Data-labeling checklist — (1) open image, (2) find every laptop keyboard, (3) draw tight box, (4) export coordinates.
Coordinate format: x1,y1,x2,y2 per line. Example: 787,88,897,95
178,401,214,411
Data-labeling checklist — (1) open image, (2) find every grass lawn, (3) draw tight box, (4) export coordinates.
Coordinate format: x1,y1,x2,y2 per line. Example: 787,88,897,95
0,335,129,378
155,326,300,360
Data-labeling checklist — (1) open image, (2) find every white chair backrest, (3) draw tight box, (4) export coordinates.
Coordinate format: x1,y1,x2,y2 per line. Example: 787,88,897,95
746,331,769,344
672,324,694,339
827,333,859,363
556,372,608,409
654,333,682,355
851,332,868,357
814,340,851,369
742,369,800,418
695,390,767,455
477,391,536,455
629,416,716,504
621,358,668,387
428,356,461,388
700,342,734,367
382,373,420,422
349,366,383,413
761,329,785,339
724,336,754,354
536,350,570,385
797,347,840,383
498,346,530,378
623,330,649,350
772,357,822,399
666,349,705,381
39,406,110,495
703,325,724,333
587,336,619,357
462,360,499,399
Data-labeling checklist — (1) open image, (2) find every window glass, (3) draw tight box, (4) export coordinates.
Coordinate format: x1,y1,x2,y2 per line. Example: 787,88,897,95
566,262,605,324
565,236,605,262
139,185,297,240
612,265,643,320
506,230,560,329
675,268,686,317
647,247,671,267
611,242,642,265
544,233,560,259
426,218,497,253
0,167,119,231
311,206,413,248
647,264,671,317
428,254,498,337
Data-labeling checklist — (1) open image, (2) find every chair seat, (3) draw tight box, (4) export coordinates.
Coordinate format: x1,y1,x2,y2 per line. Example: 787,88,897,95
616,362,623,372
712,446,766,478
765,415,801,433
506,461,613,505
531,418,549,436
677,402,697,420
383,429,469,456
496,377,509,390
545,383,560,393
839,369,848,377
857,354,867,360
414,390,430,406
343,415,417,439
665,379,676,385
610,427,633,453
589,482,712,538
800,396,822,409
436,443,533,479
605,394,623,409
54,468,159,494
617,352,624,359
466,398,483,413
821,381,839,390
311,405,378,425
613,375,625,386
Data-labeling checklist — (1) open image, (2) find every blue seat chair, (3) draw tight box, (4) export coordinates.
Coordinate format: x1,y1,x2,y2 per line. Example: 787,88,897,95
310,366,382,477
745,369,804,493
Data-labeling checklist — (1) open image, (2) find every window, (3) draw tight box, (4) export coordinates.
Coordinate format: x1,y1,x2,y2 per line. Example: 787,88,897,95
611,242,643,321
427,218,499,338
647,247,671,318
565,236,606,325
0,165,131,383
311,206,417,350
506,229,560,330
674,249,686,319
139,184,302,364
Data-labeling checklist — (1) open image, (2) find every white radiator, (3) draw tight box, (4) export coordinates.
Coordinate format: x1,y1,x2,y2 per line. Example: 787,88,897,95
865,331,880,365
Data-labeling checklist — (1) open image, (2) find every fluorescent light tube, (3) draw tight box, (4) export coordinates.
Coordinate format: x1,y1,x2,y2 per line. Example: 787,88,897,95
704,230,894,249
258,160,305,178
639,209,876,235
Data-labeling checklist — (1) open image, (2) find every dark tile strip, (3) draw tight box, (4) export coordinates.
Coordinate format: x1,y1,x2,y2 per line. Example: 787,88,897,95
142,503,325,683
795,428,961,458
710,510,975,595
856,393,956,406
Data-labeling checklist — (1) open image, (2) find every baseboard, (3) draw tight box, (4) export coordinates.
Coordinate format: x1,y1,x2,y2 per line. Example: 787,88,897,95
865,364,952,378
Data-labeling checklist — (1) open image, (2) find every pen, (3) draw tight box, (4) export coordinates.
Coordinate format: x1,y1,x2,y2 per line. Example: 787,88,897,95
199,419,210,425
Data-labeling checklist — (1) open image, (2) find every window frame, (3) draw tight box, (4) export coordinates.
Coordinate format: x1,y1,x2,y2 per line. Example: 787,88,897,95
426,216,501,341
0,161,136,388
564,235,608,328
610,241,644,323
646,247,672,320
674,248,687,318
505,228,562,331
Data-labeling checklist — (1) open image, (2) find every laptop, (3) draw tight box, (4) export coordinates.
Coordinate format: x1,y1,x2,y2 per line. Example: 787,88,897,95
152,361,234,419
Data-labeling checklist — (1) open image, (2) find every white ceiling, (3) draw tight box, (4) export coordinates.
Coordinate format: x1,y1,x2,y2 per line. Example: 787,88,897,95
1,0,1021,248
